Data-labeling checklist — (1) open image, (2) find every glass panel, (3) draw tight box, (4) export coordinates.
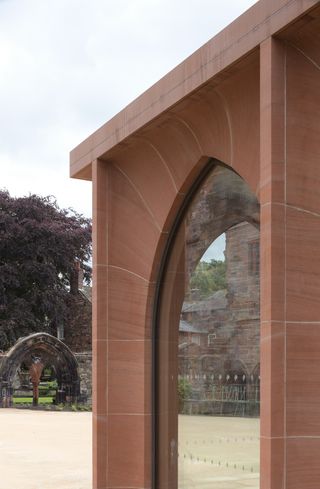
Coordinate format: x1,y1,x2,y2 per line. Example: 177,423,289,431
156,163,260,489
179,222,260,489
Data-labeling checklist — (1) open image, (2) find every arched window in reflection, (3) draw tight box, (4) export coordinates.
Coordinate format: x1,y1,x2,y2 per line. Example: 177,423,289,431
156,162,260,489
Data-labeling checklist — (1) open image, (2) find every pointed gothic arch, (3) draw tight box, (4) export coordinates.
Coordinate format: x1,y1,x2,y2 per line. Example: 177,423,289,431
0,333,80,407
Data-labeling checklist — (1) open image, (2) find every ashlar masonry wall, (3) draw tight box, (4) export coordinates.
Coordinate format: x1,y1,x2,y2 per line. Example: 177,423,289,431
70,2,320,488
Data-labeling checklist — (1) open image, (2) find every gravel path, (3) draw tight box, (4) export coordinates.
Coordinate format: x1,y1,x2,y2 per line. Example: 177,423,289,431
0,410,259,489
0,409,92,489
179,415,259,489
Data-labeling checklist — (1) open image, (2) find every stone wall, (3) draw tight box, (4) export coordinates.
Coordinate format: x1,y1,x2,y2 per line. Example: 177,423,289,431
75,352,92,403
181,221,260,376
185,166,259,284
64,291,92,353
179,221,260,416
225,222,260,373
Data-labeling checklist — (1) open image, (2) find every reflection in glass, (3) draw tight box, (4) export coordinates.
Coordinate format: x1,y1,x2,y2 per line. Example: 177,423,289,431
179,224,260,489
156,164,260,489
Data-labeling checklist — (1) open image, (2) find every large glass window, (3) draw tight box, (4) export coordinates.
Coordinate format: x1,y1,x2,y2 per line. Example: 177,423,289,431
156,162,260,489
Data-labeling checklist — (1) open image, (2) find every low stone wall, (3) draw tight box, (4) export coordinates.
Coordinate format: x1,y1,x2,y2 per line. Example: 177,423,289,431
75,352,92,404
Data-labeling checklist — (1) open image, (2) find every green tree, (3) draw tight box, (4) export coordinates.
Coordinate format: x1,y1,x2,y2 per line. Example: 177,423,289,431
190,259,226,298
178,378,192,412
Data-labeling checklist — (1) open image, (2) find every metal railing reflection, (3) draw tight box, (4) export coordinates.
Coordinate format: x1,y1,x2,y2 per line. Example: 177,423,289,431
178,372,260,417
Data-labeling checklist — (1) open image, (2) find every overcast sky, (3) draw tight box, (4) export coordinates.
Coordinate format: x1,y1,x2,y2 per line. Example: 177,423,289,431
0,0,257,220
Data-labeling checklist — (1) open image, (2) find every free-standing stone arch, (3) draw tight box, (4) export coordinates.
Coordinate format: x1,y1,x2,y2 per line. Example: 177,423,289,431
70,2,320,488
0,333,80,407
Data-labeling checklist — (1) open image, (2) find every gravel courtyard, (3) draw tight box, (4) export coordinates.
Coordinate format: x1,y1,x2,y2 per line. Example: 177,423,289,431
179,415,259,489
0,410,259,489
0,409,92,489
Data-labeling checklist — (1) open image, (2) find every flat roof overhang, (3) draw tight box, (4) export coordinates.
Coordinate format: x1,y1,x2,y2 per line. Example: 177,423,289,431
70,0,320,181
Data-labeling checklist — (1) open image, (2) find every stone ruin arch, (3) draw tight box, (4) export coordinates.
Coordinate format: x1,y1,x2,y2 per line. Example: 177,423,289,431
0,332,80,407
185,164,260,280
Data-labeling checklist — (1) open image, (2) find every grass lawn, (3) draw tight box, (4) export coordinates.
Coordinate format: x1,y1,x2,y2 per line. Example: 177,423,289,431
13,397,53,405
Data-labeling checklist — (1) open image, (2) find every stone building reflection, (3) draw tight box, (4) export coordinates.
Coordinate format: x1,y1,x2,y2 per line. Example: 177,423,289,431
178,221,260,417
175,165,260,488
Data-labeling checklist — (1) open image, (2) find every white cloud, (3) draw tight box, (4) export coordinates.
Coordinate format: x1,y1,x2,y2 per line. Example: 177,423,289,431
0,0,257,216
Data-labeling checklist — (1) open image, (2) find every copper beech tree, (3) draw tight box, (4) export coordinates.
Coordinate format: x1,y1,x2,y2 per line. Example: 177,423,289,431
0,190,92,350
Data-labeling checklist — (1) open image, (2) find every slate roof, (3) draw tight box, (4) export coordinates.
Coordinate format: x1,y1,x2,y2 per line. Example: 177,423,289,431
179,319,207,334
182,289,227,313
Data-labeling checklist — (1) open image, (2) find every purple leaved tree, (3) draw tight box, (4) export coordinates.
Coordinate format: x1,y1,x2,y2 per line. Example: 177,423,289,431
0,190,92,351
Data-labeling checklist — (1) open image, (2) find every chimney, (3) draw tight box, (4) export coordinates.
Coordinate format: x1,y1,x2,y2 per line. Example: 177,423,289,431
70,261,83,294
